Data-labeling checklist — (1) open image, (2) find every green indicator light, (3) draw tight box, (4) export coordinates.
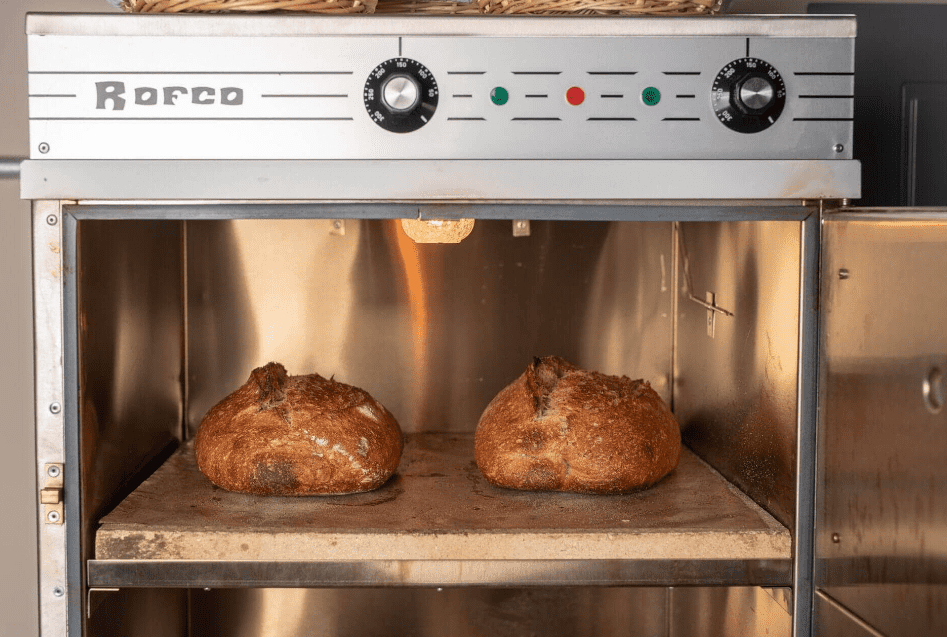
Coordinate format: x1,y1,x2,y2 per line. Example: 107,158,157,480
491,87,509,106
642,87,661,106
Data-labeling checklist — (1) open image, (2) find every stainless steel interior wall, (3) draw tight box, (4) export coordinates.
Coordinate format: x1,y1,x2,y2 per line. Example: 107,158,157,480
76,219,184,633
88,588,188,637
673,221,801,529
84,586,792,637
670,587,791,637
185,219,673,435
187,588,667,637
817,212,947,637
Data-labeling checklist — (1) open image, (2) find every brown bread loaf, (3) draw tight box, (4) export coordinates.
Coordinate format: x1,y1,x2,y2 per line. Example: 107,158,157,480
474,356,680,494
195,362,403,495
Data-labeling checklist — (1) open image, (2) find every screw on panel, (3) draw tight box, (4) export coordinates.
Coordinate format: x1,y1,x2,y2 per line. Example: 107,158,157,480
49,402,62,414
46,214,58,226
47,465,61,478
834,144,844,153
38,143,50,154
838,269,850,280
832,533,841,543
53,587,64,598
47,510,61,523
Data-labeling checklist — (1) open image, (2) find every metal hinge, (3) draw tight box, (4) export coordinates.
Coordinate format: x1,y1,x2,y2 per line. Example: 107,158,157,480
40,463,64,525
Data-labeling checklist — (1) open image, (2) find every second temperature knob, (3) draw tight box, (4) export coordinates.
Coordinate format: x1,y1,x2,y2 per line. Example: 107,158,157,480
364,58,439,133
712,58,786,134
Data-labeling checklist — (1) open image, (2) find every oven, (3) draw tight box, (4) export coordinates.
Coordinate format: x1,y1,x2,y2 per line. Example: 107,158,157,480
20,12,946,637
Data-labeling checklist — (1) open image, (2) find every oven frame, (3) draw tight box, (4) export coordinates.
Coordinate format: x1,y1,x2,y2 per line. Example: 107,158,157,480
32,199,825,637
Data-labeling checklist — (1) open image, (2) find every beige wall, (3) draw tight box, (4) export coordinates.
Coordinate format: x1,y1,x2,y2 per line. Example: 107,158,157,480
0,1,940,635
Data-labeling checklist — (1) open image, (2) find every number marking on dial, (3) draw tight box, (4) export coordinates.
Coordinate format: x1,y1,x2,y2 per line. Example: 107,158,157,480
712,57,786,134
364,58,439,133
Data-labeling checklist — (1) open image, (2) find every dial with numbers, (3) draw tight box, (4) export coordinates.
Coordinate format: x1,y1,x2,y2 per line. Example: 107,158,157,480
364,58,439,133
712,58,786,134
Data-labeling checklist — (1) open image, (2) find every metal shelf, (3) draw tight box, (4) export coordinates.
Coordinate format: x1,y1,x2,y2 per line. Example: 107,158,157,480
89,434,790,588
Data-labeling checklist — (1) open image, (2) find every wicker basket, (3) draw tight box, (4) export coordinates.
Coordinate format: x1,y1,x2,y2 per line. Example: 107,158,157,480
121,0,719,14
376,0,720,15
121,0,378,14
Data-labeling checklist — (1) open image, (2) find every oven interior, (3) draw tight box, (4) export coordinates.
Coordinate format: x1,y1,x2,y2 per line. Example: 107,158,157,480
76,215,804,636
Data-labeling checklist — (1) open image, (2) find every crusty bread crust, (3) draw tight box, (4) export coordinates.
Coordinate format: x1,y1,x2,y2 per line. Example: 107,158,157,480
474,356,680,494
195,363,403,495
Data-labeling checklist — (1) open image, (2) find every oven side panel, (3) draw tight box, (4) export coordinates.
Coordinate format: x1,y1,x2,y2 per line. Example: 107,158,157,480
185,219,673,435
816,211,947,637
75,218,186,635
673,220,802,530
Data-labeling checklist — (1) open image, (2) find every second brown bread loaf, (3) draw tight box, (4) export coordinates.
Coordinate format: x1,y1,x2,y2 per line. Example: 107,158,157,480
475,356,680,494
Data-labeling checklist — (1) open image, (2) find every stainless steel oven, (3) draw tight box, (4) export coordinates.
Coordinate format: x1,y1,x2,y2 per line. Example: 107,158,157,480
20,13,945,637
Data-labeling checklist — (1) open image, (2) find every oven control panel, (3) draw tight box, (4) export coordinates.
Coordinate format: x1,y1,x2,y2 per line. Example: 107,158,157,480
27,16,855,161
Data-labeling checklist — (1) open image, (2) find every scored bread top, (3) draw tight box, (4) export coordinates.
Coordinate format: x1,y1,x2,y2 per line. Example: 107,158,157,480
195,362,403,496
475,356,681,494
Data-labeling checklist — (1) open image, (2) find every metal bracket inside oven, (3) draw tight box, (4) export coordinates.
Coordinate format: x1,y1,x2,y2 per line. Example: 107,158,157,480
40,463,64,525
675,222,735,325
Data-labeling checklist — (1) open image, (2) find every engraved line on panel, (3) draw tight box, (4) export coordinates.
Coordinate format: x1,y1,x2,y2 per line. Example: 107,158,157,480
663,117,701,121
600,94,624,99
793,72,854,76
511,117,561,121
676,94,697,99
512,71,562,76
447,71,486,75
29,117,355,121
588,117,637,121
447,117,486,121
663,71,701,76
30,71,354,75
792,117,854,121
525,94,548,99
30,94,77,98
587,71,637,76
260,94,348,98
797,95,855,99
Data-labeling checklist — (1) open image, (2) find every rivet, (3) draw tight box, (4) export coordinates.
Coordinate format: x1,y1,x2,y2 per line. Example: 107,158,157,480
53,587,64,597
38,142,50,154
46,214,58,226
47,465,61,478
838,269,849,280
834,144,844,153
333,220,342,229
832,532,841,543
47,510,61,523
49,402,62,414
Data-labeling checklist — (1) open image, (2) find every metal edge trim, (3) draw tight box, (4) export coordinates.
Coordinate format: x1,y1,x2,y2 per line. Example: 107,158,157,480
20,160,863,202
824,207,947,222
62,209,83,637
62,202,812,222
86,558,793,588
26,14,857,39
33,200,69,637
791,210,821,637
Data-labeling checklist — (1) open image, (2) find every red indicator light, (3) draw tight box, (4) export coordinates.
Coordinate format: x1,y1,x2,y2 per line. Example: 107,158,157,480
566,86,585,106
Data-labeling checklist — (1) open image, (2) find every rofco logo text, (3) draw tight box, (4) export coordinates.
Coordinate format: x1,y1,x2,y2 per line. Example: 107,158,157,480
95,82,245,110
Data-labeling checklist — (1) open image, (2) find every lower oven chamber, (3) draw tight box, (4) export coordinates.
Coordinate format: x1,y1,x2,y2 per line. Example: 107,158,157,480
37,206,819,637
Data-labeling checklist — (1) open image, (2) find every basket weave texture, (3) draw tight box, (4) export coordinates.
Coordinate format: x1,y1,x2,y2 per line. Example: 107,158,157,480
121,0,718,15
121,0,378,13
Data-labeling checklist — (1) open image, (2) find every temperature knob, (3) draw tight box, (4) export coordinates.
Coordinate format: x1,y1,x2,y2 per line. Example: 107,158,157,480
364,58,438,133
712,58,786,133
